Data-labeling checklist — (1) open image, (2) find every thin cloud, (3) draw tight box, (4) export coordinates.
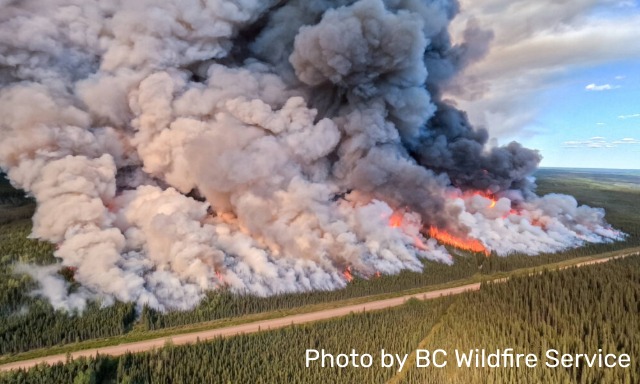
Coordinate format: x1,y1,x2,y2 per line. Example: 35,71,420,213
613,138,640,144
615,75,626,80
618,113,640,119
585,83,619,91
563,137,640,148
616,0,636,7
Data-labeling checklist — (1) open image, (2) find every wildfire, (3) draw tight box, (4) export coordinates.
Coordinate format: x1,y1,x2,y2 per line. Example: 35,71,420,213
215,270,224,283
429,226,490,256
389,212,403,227
343,266,353,282
468,190,497,209
387,212,428,250
530,217,545,228
413,236,427,250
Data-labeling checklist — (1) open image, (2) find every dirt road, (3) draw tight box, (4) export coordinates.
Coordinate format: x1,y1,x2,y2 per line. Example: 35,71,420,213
1,251,636,372
0,284,480,372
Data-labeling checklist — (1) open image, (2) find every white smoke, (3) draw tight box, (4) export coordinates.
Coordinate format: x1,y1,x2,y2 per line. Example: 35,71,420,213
451,191,624,256
0,0,623,312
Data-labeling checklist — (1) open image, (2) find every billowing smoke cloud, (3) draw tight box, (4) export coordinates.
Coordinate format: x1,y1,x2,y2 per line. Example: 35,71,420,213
0,0,623,312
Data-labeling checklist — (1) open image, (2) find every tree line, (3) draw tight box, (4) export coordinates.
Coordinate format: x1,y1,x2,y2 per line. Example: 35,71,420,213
2,254,638,383
1,174,639,357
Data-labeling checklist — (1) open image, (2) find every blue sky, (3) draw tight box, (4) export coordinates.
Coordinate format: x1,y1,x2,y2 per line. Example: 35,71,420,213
520,59,640,169
451,0,640,169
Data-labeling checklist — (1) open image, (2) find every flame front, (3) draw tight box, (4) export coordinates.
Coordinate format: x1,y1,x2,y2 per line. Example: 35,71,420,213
388,211,428,250
429,226,490,256
343,266,353,282
389,213,403,227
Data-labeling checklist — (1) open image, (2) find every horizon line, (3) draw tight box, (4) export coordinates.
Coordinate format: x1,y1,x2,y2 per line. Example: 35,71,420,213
538,166,640,171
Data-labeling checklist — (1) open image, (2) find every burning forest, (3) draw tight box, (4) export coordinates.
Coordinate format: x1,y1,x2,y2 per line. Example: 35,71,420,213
0,0,625,312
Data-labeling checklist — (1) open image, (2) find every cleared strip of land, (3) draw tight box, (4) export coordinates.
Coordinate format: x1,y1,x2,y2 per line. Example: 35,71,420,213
1,249,638,372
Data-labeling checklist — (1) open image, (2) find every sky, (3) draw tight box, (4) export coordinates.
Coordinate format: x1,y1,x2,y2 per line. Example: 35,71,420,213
448,0,640,169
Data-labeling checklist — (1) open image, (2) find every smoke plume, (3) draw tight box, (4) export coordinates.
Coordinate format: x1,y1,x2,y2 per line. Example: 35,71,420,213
0,0,624,311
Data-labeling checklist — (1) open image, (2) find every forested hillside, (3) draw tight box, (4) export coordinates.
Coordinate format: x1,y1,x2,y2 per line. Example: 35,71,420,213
399,255,640,383
2,254,638,383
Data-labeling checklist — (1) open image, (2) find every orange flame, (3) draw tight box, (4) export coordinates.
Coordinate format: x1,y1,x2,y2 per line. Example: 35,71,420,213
387,212,428,250
374,271,381,278
429,226,490,256
389,213,403,227
501,208,519,219
343,266,353,282
215,270,223,283
467,190,497,209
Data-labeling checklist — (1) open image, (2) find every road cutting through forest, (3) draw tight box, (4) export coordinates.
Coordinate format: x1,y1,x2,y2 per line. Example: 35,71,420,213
1,251,637,372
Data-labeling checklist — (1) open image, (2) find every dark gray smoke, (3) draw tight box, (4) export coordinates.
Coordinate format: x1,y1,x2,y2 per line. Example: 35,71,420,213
0,0,622,312
416,103,540,193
